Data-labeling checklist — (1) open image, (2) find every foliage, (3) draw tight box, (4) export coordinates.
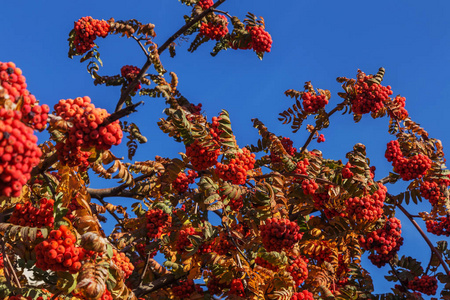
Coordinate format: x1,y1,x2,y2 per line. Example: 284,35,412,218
1,1,450,299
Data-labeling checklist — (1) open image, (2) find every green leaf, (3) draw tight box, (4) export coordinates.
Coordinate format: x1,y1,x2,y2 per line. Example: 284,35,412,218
106,244,114,259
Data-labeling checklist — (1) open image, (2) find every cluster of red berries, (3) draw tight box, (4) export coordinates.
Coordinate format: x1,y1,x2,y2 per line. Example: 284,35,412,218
186,140,220,170
206,275,228,296
65,195,84,222
229,278,245,297
294,158,309,177
199,15,229,41
213,232,234,255
8,296,45,300
301,179,318,195
0,62,49,131
385,140,432,181
312,192,343,219
291,290,314,300
388,95,408,120
112,249,134,279
189,103,203,115
255,256,279,272
426,215,450,236
210,115,223,141
198,0,214,9
9,198,54,228
420,180,445,206
260,218,303,252
360,217,403,255
145,208,172,240
175,227,197,253
408,275,438,296
350,74,393,115
345,183,386,222
54,96,122,168
342,162,354,179
227,195,244,211
172,170,198,193
0,109,42,197
136,242,158,259
247,25,273,53
73,16,110,54
317,134,325,143
35,225,85,273
286,256,309,286
270,137,297,163
215,148,256,185
302,92,328,114
172,279,203,299
120,65,141,92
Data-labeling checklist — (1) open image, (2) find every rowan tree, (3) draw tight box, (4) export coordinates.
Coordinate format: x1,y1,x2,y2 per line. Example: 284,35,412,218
1,1,450,300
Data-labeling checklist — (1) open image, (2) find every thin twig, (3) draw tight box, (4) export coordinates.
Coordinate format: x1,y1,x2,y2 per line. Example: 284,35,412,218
212,9,232,18
4,249,21,288
132,35,150,57
389,262,411,295
223,222,251,265
96,197,124,229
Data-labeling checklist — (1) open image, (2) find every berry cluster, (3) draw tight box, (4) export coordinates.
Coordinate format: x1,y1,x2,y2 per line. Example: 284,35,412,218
145,208,172,240
388,95,408,120
345,183,386,222
199,15,229,41
189,103,202,115
0,62,49,131
210,115,223,141
426,215,450,236
73,17,110,54
312,192,343,219
255,256,279,272
54,96,122,168
291,290,314,300
213,232,234,255
385,140,432,181
215,148,256,185
408,275,438,296
186,140,220,170
342,162,354,179
136,242,158,259
350,74,393,115
65,195,84,222
120,65,141,92
35,225,85,273
360,218,403,255
286,256,309,286
207,275,228,296
260,218,303,252
227,195,243,211
173,279,203,299
175,227,197,253
301,179,318,195
112,249,134,279
420,180,445,206
0,109,42,197
294,158,309,176
198,0,214,9
361,218,404,268
229,278,245,297
9,198,54,228
270,137,297,163
172,170,198,193
317,134,325,143
247,25,273,53
301,92,328,114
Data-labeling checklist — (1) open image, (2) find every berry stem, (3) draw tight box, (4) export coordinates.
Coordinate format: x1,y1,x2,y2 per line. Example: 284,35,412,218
212,9,232,19
389,262,412,296
397,203,450,275
300,99,348,154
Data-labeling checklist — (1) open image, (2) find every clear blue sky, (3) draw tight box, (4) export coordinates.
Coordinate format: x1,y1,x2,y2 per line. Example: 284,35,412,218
2,0,450,297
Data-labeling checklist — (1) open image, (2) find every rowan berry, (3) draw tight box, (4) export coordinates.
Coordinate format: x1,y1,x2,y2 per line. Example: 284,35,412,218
302,92,328,114
73,17,110,54
260,218,303,252
286,256,309,286
199,15,229,41
186,140,220,170
408,275,438,296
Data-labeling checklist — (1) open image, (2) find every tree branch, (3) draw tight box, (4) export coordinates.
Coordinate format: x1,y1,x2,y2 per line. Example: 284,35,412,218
300,100,348,153
397,203,450,275
115,0,226,112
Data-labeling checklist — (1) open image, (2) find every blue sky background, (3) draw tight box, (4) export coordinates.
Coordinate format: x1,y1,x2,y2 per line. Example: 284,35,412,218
2,0,450,297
